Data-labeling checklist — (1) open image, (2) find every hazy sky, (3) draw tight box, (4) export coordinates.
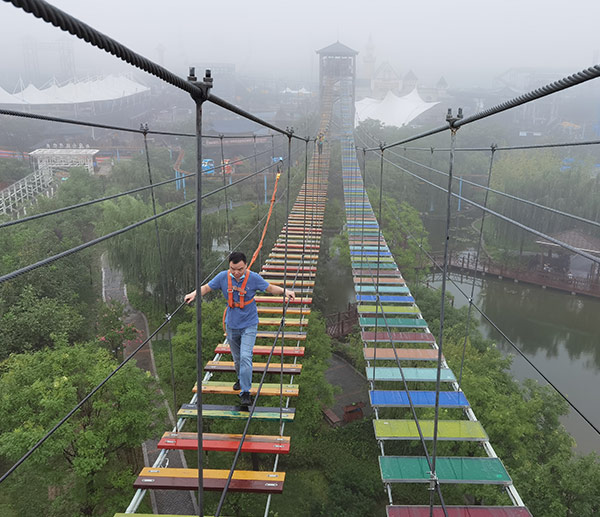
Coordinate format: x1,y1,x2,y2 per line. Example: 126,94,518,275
1,0,600,91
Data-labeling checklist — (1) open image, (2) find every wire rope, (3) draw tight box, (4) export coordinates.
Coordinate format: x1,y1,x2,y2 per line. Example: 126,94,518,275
362,164,600,440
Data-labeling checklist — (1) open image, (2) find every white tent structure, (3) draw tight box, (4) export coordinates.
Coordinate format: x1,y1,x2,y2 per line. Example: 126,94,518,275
0,86,25,105
1,75,149,106
354,89,438,128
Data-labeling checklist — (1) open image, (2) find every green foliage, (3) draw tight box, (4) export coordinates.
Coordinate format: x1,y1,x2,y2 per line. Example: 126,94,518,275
0,341,162,516
0,285,84,359
0,157,30,185
485,149,600,255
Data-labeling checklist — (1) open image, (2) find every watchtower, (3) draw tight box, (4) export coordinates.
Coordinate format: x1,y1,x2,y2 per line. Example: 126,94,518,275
316,41,358,113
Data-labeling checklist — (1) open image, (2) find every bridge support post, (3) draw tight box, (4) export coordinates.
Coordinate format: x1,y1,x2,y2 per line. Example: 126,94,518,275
189,66,213,517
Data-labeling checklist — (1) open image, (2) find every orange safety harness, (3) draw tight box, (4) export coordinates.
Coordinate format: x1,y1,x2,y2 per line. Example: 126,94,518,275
222,173,282,330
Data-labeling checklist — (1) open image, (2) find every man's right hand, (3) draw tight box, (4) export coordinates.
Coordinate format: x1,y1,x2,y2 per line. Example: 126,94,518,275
184,290,197,304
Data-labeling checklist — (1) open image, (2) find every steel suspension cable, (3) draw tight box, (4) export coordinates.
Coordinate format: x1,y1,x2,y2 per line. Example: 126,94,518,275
366,63,600,153
363,166,600,439
430,124,459,515
397,137,600,152
1,139,284,231
386,146,600,232
0,171,195,230
4,0,309,141
0,106,194,137
458,146,496,389
142,125,178,412
375,152,600,266
0,155,298,287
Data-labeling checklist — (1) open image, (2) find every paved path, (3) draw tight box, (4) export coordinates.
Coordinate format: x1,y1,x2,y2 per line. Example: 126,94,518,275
324,353,372,422
101,252,197,515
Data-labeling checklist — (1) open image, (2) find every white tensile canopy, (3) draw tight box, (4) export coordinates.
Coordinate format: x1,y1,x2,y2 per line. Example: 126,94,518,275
0,75,150,105
355,89,438,128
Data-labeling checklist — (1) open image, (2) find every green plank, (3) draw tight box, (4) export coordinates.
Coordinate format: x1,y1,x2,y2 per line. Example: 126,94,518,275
366,367,456,382
374,420,488,441
360,317,428,328
359,305,420,315
380,456,512,484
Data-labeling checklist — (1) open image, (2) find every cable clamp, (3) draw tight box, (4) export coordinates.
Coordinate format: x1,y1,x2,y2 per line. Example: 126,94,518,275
427,471,438,491
165,313,172,322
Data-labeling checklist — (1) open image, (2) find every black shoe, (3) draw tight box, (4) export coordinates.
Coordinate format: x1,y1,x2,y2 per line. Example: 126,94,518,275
239,392,252,407
232,380,241,391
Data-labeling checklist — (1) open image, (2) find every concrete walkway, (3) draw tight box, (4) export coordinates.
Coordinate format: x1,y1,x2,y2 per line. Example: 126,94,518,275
324,353,372,422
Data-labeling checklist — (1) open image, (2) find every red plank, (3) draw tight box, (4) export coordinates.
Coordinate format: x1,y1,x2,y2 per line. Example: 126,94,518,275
387,507,532,517
158,432,291,454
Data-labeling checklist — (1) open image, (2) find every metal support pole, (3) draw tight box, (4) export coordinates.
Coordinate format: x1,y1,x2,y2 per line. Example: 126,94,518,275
189,66,212,517
430,108,462,517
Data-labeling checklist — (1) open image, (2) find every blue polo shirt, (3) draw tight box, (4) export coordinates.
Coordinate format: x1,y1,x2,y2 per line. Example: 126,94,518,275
208,270,270,329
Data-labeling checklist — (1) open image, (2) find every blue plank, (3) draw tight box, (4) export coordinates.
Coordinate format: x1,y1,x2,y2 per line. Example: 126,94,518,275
370,390,470,408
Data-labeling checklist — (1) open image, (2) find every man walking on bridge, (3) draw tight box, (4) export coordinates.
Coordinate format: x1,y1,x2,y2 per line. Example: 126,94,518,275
185,251,295,407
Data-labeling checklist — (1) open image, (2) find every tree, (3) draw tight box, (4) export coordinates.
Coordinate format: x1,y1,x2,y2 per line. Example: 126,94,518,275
0,340,162,516
0,285,85,359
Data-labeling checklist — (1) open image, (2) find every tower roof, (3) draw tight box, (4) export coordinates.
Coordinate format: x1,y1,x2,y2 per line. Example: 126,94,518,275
316,41,359,56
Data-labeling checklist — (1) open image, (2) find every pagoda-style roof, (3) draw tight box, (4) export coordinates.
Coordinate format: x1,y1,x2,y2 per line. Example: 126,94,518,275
316,41,358,56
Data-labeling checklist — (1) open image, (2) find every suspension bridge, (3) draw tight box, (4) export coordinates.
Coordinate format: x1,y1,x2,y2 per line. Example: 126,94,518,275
2,1,600,517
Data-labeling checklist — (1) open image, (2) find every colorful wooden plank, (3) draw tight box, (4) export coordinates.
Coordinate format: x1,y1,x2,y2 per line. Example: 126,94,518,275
356,286,410,294
363,348,440,361
195,381,299,396
360,317,428,328
205,360,302,375
374,419,488,441
258,316,308,326
370,390,470,408
379,456,512,485
357,295,414,303
256,330,307,341
178,404,295,421
386,506,532,517
134,467,285,493
366,367,456,382
215,343,305,356
158,431,291,454
362,331,435,343
255,296,312,304
359,305,418,315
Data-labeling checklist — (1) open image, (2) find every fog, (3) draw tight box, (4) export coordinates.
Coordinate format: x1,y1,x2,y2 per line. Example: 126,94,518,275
1,0,599,91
